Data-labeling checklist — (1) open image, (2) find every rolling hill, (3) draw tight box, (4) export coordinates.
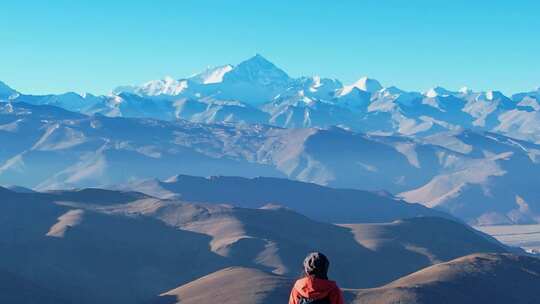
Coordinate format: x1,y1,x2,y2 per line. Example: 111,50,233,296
0,186,510,303
354,253,540,304
121,174,451,223
153,267,293,304
154,253,540,304
2,101,540,224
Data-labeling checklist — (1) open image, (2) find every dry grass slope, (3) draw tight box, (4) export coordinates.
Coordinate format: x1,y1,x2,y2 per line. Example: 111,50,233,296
354,253,540,304
154,267,293,304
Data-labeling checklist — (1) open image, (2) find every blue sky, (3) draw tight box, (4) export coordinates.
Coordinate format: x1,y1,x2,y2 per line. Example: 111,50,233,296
1,0,539,95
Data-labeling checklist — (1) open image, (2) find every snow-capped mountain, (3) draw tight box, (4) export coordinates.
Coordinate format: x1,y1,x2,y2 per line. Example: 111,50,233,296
190,64,234,84
338,76,382,96
114,76,189,96
2,55,540,225
0,80,17,99
5,55,539,143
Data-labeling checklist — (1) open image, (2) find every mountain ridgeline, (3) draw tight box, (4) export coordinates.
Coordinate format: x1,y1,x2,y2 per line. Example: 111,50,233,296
2,55,539,143
1,100,540,225
2,55,540,303
0,185,523,304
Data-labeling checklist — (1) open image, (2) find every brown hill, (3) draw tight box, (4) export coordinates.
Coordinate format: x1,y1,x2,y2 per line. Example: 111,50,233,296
123,174,452,223
161,254,540,304
117,199,506,288
0,187,511,303
354,253,540,304
154,267,293,304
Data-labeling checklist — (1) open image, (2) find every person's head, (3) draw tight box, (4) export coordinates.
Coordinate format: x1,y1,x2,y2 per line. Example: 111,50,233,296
303,252,330,279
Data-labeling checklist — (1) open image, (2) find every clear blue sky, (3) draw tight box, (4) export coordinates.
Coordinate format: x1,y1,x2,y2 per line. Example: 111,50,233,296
1,0,539,95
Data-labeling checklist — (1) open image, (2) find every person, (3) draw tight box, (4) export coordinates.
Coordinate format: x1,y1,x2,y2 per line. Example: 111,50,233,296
288,252,345,304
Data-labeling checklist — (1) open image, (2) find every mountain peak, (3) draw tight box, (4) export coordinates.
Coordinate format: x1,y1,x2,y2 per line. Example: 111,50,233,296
237,54,285,71
353,77,382,92
222,54,290,85
0,81,17,98
339,76,382,96
233,54,279,71
484,90,506,101
248,53,272,63
459,86,472,94
425,86,455,98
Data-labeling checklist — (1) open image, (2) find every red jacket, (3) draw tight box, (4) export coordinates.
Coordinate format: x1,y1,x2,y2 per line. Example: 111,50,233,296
289,276,344,304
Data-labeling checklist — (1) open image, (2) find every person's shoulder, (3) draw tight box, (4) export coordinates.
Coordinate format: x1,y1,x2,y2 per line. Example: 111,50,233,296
294,276,340,290
320,278,340,291
327,279,339,288
293,277,309,287
313,277,339,288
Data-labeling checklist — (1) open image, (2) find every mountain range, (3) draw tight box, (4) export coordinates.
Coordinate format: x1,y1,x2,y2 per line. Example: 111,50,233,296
117,174,451,223
2,55,539,143
1,100,540,225
3,62,539,301
0,185,517,304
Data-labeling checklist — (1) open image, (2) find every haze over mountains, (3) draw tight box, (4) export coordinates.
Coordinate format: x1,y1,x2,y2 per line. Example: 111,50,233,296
2,51,540,302
1,98,540,225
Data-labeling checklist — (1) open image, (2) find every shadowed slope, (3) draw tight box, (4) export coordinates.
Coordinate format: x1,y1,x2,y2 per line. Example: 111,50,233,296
127,174,452,223
0,188,229,304
44,188,148,205
0,187,512,302
0,270,71,304
108,199,507,288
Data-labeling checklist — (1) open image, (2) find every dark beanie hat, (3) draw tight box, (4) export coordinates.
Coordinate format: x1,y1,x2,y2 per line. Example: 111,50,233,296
303,252,329,278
